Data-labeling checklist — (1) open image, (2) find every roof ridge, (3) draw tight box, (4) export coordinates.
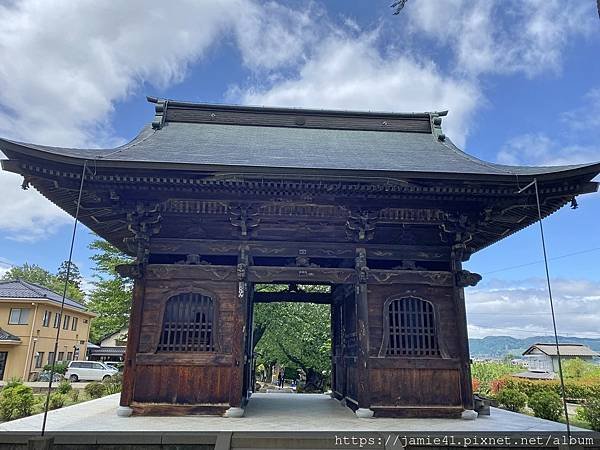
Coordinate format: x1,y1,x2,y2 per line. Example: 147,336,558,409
536,342,585,346
17,279,51,298
147,95,442,119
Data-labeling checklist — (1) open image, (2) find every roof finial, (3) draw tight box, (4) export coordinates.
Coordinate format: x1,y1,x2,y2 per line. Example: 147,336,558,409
149,97,168,130
430,111,447,141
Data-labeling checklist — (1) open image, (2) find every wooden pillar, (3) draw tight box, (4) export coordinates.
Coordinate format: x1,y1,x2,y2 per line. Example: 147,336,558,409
355,248,372,414
120,270,146,408
451,245,474,411
330,299,337,396
228,249,248,410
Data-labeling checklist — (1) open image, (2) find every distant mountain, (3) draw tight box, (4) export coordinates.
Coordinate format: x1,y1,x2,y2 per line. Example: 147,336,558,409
469,336,600,358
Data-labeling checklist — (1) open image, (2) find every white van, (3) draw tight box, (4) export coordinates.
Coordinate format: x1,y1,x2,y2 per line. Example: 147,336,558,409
65,361,118,382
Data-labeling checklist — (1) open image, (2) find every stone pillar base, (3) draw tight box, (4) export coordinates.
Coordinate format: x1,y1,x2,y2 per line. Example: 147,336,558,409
224,407,245,418
461,409,478,420
116,406,133,417
355,408,375,418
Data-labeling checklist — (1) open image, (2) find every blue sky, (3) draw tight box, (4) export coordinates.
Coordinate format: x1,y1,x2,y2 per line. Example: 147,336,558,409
0,0,598,338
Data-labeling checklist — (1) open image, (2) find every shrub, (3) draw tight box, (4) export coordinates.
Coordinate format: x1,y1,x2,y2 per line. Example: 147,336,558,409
470,362,519,396
0,382,35,420
494,376,600,402
577,398,600,432
70,389,80,402
49,392,67,410
528,391,563,422
85,381,106,399
102,373,122,395
4,377,24,388
490,378,508,396
495,387,527,412
472,378,481,393
42,362,68,375
56,379,72,395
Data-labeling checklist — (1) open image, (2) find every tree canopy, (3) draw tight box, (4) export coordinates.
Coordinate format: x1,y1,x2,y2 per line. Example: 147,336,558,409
1,262,85,303
253,285,331,391
85,238,133,342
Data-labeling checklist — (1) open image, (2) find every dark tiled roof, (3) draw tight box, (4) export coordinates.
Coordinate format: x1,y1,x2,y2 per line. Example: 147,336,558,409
0,327,21,343
0,98,598,177
0,279,87,311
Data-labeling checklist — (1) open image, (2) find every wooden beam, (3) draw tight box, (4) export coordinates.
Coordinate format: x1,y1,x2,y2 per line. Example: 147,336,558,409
253,291,332,304
248,267,356,284
150,238,451,261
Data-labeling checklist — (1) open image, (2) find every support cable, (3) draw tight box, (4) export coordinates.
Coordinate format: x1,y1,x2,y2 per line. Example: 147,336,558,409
41,160,88,436
518,178,571,436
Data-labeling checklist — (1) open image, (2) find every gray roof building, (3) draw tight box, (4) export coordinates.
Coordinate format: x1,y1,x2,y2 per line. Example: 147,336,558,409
0,279,87,311
523,343,600,358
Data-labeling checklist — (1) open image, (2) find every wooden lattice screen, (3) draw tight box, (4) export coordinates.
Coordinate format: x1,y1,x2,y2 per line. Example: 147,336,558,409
386,296,439,356
158,292,214,352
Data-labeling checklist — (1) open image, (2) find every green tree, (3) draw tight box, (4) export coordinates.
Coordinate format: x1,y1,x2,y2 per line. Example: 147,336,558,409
1,262,84,303
86,238,133,342
57,260,82,290
253,285,331,391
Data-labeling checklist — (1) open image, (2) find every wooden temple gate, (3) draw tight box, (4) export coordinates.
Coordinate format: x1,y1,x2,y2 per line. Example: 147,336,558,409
1,98,598,418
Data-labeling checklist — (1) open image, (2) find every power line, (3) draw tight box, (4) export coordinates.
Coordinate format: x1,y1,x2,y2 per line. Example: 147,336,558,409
482,246,600,275
516,179,570,435
41,161,87,437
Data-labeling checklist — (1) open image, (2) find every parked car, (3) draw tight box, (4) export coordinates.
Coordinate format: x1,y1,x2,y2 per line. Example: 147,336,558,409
65,361,118,382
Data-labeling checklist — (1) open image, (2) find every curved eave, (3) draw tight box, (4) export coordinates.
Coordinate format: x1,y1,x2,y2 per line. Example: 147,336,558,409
2,137,600,184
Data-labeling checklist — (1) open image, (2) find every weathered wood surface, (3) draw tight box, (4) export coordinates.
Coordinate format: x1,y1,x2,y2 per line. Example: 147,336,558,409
151,238,450,261
133,365,231,404
120,276,146,407
451,247,475,410
129,265,241,409
369,368,462,407
131,402,228,416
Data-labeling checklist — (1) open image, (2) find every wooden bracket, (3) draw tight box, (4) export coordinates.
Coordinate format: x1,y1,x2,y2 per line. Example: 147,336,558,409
123,201,162,265
346,209,378,242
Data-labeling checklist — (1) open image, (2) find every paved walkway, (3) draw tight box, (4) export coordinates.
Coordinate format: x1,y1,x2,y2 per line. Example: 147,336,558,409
0,392,580,432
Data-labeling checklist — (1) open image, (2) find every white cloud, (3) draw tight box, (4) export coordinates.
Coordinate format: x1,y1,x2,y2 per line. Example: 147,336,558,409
0,257,12,278
0,0,318,147
465,278,600,338
497,133,599,166
407,0,594,77
561,88,600,132
0,0,594,242
497,88,600,166
236,34,481,147
0,0,320,241
0,170,72,241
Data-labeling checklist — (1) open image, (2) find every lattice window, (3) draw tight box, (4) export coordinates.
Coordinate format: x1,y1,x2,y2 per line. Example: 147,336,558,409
385,296,439,357
158,292,214,352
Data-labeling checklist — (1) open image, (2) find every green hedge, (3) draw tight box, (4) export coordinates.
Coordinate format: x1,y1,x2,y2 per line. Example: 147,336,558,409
497,376,600,401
